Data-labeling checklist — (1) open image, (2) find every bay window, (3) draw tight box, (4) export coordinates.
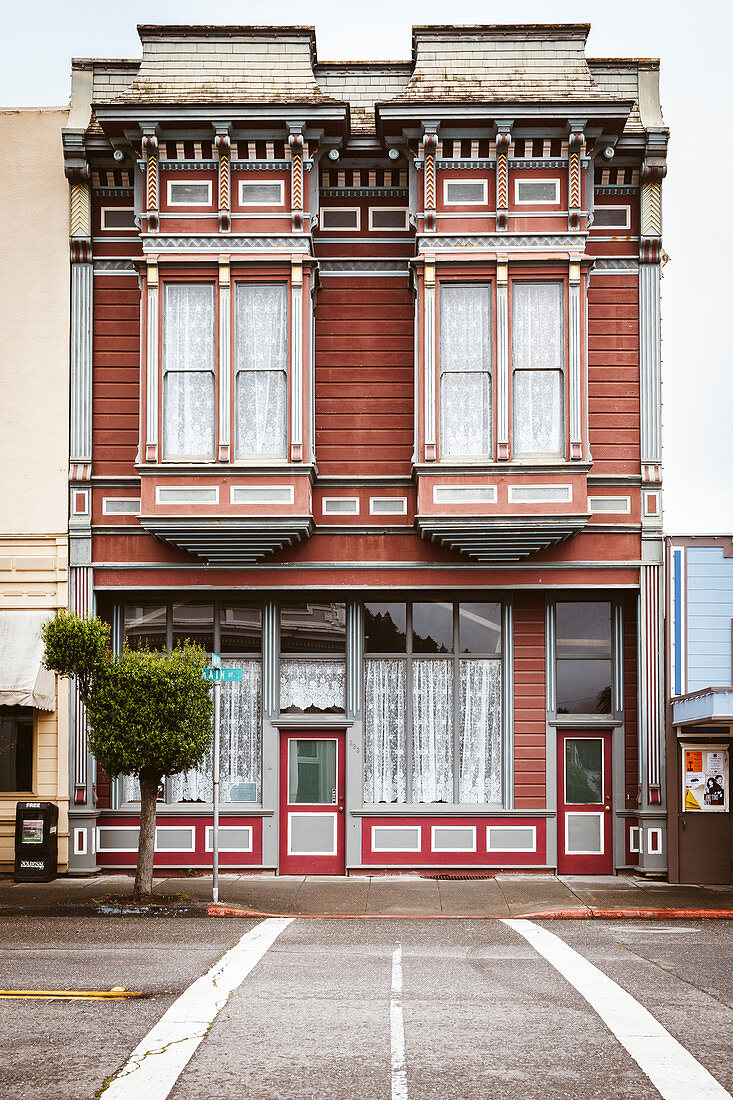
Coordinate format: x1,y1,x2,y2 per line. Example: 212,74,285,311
363,601,503,805
235,282,288,458
162,282,216,459
511,280,565,456
439,284,492,458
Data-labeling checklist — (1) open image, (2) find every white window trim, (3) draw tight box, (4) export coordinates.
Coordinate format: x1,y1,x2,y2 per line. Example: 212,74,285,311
287,812,338,856
508,484,573,504
370,824,421,853
102,497,141,515
647,827,663,855
166,179,213,207
430,825,476,853
101,206,136,230
514,178,561,205
593,205,631,230
238,179,285,207
320,207,361,231
205,825,253,853
629,826,642,854
564,811,605,856
96,826,140,854
588,496,631,515
231,485,294,505
486,825,537,853
155,825,196,853
442,178,488,206
563,737,604,806
368,207,410,231
322,497,360,516
155,485,219,504
369,497,408,515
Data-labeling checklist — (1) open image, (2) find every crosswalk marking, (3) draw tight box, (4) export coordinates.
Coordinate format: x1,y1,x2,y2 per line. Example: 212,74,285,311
503,918,732,1100
100,918,293,1100
390,944,408,1100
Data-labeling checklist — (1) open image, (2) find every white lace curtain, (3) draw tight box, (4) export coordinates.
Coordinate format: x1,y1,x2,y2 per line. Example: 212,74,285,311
280,658,346,713
512,281,564,455
439,284,491,458
163,283,215,458
235,283,287,457
412,658,454,802
364,659,406,803
459,659,502,803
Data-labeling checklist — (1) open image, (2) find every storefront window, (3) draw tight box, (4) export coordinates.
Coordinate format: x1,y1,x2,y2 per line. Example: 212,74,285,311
364,601,503,805
280,602,346,713
172,600,214,651
555,601,613,714
124,603,166,650
0,706,33,792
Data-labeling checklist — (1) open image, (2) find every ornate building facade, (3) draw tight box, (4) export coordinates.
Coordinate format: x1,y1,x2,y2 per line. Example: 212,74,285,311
62,23,668,876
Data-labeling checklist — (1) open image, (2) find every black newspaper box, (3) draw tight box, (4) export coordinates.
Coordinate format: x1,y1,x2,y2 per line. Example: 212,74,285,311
14,802,58,882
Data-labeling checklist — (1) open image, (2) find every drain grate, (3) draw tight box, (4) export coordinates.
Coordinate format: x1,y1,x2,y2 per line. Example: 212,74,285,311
422,872,498,881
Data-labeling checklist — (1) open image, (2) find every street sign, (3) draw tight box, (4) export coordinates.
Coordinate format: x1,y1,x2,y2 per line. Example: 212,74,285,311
203,667,243,683
210,652,221,668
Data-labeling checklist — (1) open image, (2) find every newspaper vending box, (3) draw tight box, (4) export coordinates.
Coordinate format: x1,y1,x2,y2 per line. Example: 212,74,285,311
14,801,58,882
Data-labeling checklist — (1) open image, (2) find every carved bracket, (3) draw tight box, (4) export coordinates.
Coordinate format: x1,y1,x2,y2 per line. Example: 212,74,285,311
423,128,438,233
214,127,232,233
567,123,586,232
141,129,159,233
288,128,305,232
495,122,512,232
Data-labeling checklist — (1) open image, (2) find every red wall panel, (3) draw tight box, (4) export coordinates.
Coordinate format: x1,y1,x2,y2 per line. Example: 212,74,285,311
513,597,546,808
92,275,141,477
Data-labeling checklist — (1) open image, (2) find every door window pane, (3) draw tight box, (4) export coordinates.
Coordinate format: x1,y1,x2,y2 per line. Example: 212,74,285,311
565,739,603,803
124,603,166,650
162,283,215,459
412,658,453,802
412,602,453,653
288,739,336,803
459,602,502,654
364,659,406,803
364,603,407,653
556,659,612,714
556,602,612,657
235,283,287,457
439,284,492,458
280,602,346,654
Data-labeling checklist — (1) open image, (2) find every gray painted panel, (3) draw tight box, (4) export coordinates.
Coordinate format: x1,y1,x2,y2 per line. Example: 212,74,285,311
289,813,336,855
566,813,602,854
487,826,535,851
432,826,475,851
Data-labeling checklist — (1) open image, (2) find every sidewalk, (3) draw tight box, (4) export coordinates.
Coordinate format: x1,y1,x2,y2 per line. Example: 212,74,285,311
2,872,733,918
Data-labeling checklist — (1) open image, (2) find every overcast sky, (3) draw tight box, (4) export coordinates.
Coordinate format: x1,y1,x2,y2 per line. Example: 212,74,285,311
2,0,730,534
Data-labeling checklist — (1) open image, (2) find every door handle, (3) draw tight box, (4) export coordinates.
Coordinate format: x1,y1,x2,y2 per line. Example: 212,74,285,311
604,804,611,813
338,805,344,813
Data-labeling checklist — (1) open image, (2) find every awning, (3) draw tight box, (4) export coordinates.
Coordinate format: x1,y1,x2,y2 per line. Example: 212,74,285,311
672,688,733,728
0,611,56,711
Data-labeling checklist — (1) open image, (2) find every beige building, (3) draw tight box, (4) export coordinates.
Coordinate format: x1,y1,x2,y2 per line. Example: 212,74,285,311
0,108,70,871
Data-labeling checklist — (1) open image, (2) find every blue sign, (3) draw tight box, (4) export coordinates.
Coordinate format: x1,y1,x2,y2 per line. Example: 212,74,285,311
203,667,243,683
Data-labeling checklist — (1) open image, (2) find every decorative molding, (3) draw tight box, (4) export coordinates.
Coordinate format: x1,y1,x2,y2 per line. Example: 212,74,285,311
568,261,582,459
318,259,409,275
591,259,638,273
288,128,305,232
417,233,586,251
495,122,512,232
70,263,92,463
416,514,588,563
290,258,303,459
68,171,92,263
93,259,136,273
638,563,663,799
639,262,662,474
496,259,509,459
218,260,231,462
262,600,278,717
347,602,363,718
141,234,311,253
567,123,585,231
145,262,159,462
423,256,436,459
141,129,159,233
214,128,231,233
138,516,315,564
423,129,438,233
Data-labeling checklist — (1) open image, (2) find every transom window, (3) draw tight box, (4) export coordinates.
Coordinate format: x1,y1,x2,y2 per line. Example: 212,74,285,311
363,601,503,805
555,601,613,715
280,602,346,714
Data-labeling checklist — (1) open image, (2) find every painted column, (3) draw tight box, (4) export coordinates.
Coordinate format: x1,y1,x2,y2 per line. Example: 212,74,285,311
141,130,159,233
145,261,159,462
637,560,666,871
260,599,279,869
496,259,509,459
346,601,364,870
495,121,512,232
290,258,303,462
568,261,582,459
218,259,231,462
423,255,436,460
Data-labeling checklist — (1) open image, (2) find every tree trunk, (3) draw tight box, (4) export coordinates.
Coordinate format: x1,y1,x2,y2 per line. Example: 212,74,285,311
134,767,161,903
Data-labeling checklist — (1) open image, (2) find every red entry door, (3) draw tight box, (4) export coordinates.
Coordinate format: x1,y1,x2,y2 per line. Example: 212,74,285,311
557,731,613,874
279,732,345,875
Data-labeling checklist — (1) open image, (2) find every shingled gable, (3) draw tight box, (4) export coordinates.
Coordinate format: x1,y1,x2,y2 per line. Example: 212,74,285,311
109,25,344,107
383,24,627,107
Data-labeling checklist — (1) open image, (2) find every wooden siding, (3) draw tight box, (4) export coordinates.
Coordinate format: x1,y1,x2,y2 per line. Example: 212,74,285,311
587,274,640,476
685,547,733,690
92,275,141,476
314,277,414,476
623,596,639,804
513,597,546,808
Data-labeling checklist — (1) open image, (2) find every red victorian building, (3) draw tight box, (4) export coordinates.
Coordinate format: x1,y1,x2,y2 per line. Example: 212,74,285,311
62,23,668,877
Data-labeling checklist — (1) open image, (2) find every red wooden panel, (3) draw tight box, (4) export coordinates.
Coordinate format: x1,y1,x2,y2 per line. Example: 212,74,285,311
513,598,546,808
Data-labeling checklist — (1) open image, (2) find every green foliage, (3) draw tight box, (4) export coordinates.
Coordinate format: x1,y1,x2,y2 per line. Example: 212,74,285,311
42,611,110,695
87,644,213,779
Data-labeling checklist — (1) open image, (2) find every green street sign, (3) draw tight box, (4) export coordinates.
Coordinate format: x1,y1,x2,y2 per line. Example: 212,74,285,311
203,667,243,683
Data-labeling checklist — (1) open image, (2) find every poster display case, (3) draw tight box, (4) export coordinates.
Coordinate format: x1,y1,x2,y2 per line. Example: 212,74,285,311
681,743,729,813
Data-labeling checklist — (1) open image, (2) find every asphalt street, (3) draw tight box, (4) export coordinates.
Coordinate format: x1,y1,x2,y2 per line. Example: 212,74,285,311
0,915,731,1100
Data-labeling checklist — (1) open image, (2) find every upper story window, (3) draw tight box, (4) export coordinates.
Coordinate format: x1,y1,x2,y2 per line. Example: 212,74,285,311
555,601,613,715
511,281,565,457
234,283,288,459
439,284,492,458
162,283,216,460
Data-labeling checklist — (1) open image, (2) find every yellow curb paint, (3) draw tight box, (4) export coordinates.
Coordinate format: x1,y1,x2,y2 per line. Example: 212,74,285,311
0,988,141,1000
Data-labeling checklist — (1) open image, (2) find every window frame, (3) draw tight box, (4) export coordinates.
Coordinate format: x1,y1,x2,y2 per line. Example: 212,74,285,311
320,207,361,231
232,278,290,462
160,276,218,462
100,206,137,231
362,600,505,807
437,279,495,462
368,207,410,231
592,204,631,230
238,179,285,207
509,275,568,460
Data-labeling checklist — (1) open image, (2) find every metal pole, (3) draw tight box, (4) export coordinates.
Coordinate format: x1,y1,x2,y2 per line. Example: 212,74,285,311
212,676,220,904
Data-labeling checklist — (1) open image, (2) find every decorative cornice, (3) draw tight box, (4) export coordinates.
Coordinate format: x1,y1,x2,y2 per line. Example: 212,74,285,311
139,516,315,564
141,234,312,254
416,232,587,251
416,514,588,562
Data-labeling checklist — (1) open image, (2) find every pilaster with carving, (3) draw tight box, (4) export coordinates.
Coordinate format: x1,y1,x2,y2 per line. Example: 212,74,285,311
568,261,582,459
496,258,509,459
423,130,438,233
567,122,585,231
288,127,305,232
141,128,159,233
423,255,436,460
495,122,512,232
639,137,667,487
214,127,232,233
218,259,231,461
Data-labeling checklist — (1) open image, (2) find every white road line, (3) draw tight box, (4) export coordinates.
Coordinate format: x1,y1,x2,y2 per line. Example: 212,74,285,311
390,944,408,1100
100,917,293,1100
503,918,732,1100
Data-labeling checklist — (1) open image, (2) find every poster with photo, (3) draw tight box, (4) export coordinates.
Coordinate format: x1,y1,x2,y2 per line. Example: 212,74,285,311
682,746,728,813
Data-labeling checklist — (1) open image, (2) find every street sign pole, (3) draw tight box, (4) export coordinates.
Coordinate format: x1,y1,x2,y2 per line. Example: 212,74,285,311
212,674,220,905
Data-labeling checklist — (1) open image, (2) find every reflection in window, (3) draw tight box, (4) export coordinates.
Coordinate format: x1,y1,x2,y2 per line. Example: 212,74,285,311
288,739,336,804
412,602,453,653
235,283,287,458
280,602,346,654
364,603,407,653
172,601,214,652
124,603,166,650
0,707,33,792
565,739,603,803
556,602,612,714
220,604,261,654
